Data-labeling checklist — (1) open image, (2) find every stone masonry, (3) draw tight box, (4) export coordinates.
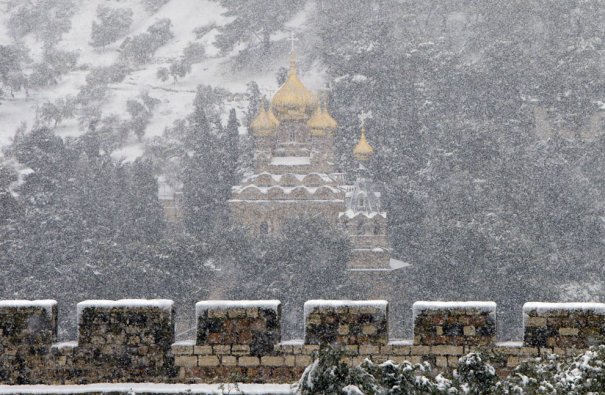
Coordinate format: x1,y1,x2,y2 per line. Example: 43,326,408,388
413,301,497,346
304,300,388,346
0,299,604,387
523,302,605,348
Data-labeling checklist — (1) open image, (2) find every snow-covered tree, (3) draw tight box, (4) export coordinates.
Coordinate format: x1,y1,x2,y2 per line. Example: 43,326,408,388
120,19,174,65
90,6,133,49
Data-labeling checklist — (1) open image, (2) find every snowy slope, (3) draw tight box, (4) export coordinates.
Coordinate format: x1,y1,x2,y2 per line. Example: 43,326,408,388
0,0,322,160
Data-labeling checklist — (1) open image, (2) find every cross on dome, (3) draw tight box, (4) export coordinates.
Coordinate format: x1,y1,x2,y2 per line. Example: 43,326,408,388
289,31,299,52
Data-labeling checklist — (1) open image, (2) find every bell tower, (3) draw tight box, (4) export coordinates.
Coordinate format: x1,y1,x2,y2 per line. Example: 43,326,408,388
340,124,391,269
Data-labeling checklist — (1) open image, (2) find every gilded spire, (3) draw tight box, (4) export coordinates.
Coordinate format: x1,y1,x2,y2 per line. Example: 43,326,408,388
353,125,374,161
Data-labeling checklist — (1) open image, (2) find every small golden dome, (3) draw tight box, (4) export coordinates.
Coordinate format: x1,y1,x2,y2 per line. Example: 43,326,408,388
319,103,338,129
307,106,327,136
307,97,338,136
271,51,317,121
267,105,279,125
353,126,374,161
250,102,279,136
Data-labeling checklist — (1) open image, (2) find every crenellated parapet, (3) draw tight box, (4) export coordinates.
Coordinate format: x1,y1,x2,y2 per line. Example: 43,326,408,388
0,299,604,385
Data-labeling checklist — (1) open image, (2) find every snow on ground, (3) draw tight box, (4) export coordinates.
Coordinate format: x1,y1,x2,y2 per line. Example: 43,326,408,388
0,383,296,394
0,0,325,161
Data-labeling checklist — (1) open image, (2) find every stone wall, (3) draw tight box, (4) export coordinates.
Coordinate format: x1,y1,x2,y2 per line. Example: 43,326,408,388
0,299,604,385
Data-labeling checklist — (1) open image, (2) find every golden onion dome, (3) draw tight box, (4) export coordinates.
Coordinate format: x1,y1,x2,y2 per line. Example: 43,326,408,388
267,105,279,126
308,100,338,136
307,106,327,136
319,103,338,129
250,102,279,136
271,51,317,121
353,126,374,161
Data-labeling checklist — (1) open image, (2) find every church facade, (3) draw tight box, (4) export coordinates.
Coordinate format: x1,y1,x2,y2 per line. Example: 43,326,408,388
228,51,391,270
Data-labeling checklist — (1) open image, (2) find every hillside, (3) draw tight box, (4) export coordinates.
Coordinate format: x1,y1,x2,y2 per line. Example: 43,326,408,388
0,0,322,160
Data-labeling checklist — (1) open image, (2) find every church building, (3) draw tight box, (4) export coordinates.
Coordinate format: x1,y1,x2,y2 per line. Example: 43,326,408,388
228,51,393,270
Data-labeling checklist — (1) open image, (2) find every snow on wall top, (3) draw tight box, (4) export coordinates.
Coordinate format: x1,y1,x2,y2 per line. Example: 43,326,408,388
51,341,78,350
195,300,281,316
523,302,605,314
76,299,174,320
0,300,57,316
413,301,496,323
413,301,496,312
413,301,496,314
303,300,388,318
522,302,605,328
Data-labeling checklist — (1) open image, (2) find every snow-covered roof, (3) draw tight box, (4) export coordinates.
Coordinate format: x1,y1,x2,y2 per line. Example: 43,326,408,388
242,172,336,184
339,209,386,219
195,300,281,316
304,300,388,318
234,185,341,194
270,156,311,166
0,300,57,316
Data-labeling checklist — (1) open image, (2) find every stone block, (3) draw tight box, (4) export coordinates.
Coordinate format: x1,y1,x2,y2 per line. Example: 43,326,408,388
261,356,285,366
507,356,519,367
221,356,237,366
175,355,198,368
559,327,579,336
295,355,313,367
172,341,194,355
435,356,448,367
198,355,220,367
447,356,459,367
304,300,388,345
193,345,213,355
212,345,231,355
238,356,260,367
284,355,296,367
231,344,251,356
359,345,380,355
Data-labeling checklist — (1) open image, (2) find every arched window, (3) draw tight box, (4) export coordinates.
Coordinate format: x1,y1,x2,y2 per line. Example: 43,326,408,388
288,127,296,142
260,221,269,235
